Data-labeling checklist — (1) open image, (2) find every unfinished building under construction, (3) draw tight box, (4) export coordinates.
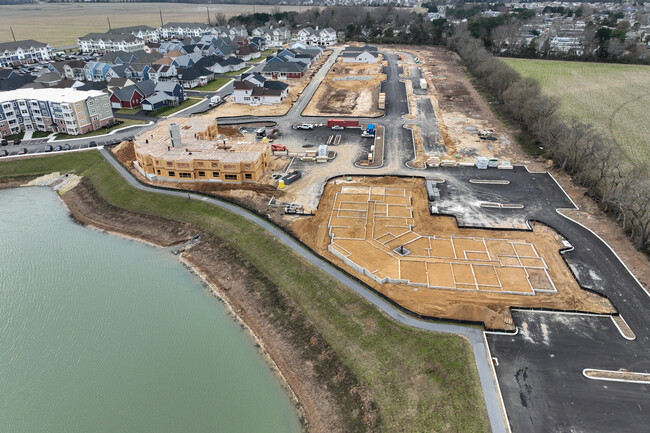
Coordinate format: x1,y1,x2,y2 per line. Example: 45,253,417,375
133,117,271,183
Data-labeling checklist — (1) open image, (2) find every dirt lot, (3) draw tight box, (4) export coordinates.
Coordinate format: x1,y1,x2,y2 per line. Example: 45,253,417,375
390,46,523,163
206,52,332,118
303,59,386,117
292,176,615,330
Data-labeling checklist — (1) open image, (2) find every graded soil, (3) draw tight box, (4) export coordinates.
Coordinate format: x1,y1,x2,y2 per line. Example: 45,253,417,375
292,176,615,330
303,59,385,117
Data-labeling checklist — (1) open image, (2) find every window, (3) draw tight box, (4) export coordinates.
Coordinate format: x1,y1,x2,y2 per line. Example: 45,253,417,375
156,169,161,175
244,174,252,180
225,174,237,181
168,171,175,177
179,172,191,178
198,171,205,177
212,172,219,178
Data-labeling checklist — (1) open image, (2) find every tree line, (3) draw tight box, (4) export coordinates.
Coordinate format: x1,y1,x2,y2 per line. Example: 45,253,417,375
448,27,650,253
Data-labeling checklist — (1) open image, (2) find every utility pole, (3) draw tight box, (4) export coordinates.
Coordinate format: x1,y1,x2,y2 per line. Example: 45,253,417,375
207,7,210,25
10,26,16,42
107,16,112,30
159,10,164,27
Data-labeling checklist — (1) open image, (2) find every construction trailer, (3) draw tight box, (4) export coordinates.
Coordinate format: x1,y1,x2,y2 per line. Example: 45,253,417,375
327,119,359,128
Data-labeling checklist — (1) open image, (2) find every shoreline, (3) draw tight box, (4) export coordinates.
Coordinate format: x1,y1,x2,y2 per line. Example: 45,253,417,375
51,183,310,430
17,177,357,432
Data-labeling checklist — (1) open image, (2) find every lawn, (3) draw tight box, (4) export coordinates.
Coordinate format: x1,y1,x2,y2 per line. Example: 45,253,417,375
222,66,252,76
504,58,650,165
31,131,52,138
193,77,232,92
54,118,147,141
0,151,491,433
116,107,142,115
146,98,202,117
248,56,267,63
3,132,24,141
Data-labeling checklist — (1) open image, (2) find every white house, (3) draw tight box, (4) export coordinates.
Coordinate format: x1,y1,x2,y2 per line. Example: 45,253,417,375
297,27,337,47
0,40,53,68
231,79,289,105
341,50,378,63
252,26,291,48
78,33,145,53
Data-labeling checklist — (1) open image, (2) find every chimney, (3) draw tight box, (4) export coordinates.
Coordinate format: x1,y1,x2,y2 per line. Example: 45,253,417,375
168,123,183,148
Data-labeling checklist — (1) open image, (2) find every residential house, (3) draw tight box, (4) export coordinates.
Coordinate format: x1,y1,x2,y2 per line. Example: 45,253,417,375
109,80,155,109
0,73,36,91
106,78,136,93
83,62,121,82
34,71,63,87
261,61,307,79
78,33,145,53
249,36,266,51
147,64,177,83
231,79,289,105
341,50,378,63
0,88,113,137
99,50,137,66
124,63,151,81
241,72,266,87
108,25,159,42
229,26,248,39
0,40,53,68
234,45,260,61
141,81,185,111
297,27,337,46
177,66,214,88
62,61,87,81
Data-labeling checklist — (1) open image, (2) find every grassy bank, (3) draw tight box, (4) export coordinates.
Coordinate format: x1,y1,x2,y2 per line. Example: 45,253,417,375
504,58,650,165
147,98,202,117
54,118,147,141
0,151,490,433
194,78,232,92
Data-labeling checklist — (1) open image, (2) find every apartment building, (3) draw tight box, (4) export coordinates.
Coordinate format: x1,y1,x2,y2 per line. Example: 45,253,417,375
133,117,271,183
107,25,159,42
0,88,114,137
78,33,145,53
158,23,213,39
0,40,53,68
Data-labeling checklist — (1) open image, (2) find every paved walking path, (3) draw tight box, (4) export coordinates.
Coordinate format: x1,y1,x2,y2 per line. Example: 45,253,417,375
98,147,507,433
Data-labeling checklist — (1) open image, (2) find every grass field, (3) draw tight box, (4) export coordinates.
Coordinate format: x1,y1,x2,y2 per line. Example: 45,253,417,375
0,3,311,47
54,118,147,140
504,58,650,165
194,77,232,92
146,98,201,117
0,151,490,433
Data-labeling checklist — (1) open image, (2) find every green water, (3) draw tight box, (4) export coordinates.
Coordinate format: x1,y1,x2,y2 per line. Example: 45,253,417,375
0,187,301,433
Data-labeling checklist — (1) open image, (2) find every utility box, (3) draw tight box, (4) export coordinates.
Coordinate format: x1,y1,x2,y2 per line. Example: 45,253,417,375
318,145,328,158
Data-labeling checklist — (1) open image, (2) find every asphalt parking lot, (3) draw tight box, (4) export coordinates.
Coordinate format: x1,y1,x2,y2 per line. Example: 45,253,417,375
430,166,650,433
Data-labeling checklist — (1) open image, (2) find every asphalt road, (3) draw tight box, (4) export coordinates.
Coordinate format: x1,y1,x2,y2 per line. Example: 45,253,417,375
98,147,508,433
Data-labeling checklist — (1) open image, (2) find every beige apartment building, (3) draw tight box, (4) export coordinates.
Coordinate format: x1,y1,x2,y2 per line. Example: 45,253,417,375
133,117,271,183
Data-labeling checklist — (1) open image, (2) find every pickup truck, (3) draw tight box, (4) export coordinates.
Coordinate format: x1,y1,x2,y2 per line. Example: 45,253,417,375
296,123,313,130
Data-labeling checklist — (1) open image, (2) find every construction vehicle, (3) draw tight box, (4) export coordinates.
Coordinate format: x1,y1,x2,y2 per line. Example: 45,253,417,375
361,124,375,138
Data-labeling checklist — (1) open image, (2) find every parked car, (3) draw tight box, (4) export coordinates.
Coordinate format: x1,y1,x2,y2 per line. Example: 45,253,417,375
331,125,344,131
44,144,53,152
54,145,62,151
13,139,21,145
0,149,8,157
296,123,313,130
89,141,97,147
63,143,72,150
17,147,28,155
1,139,7,146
